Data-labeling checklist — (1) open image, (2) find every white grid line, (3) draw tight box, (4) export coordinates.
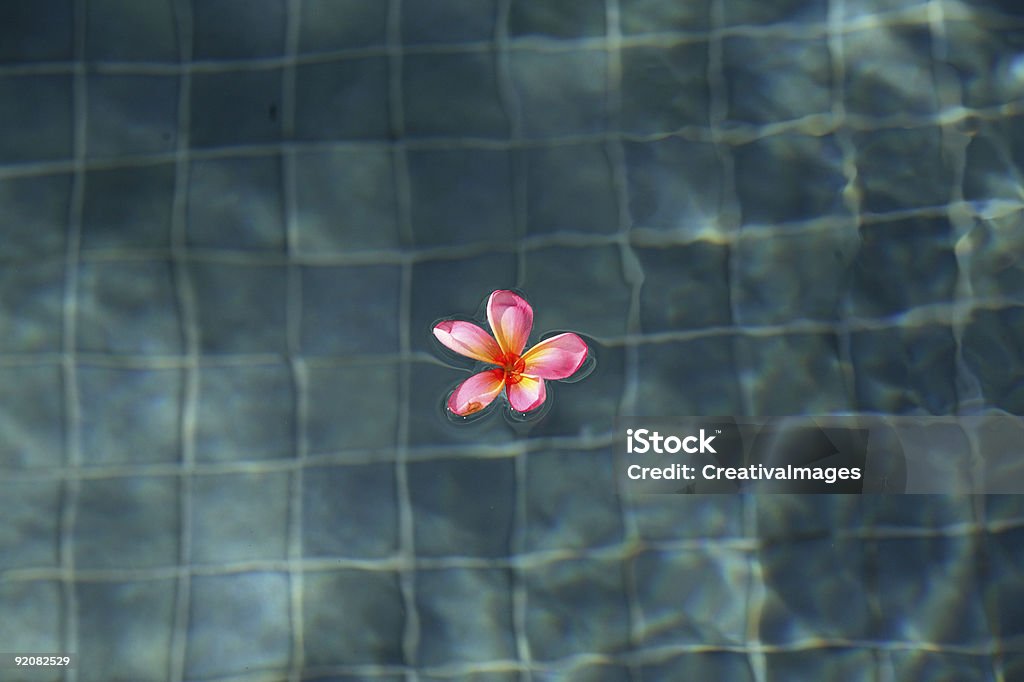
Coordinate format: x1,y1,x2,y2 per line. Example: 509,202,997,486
494,2,534,680
604,0,646,680
385,2,420,679
7,99,1024,183
281,0,306,680
2,4,1024,80
707,0,765,680
166,0,200,680
56,0,88,679
6,513,1023,584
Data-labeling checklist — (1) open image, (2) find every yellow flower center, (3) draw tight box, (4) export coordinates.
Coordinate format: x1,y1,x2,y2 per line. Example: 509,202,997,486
502,353,526,385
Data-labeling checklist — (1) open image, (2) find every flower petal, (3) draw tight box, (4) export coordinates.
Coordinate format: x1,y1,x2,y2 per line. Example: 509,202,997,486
433,320,503,365
487,290,533,356
521,332,588,380
447,369,506,416
506,376,546,413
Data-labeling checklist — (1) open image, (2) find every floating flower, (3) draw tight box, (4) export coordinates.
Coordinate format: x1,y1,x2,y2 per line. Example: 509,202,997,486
432,290,589,417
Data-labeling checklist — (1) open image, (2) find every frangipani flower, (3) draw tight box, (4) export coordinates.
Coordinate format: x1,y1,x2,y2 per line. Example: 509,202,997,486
433,290,589,417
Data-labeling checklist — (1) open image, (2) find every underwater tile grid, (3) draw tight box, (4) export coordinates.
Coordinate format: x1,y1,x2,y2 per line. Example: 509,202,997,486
1,0,1024,681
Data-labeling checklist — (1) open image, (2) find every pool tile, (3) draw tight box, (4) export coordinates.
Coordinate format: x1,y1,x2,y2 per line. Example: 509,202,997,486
303,463,398,559
75,476,179,569
408,149,516,248
634,337,743,415
79,366,183,464
736,333,850,414
403,0,497,44
854,127,953,213
844,25,938,117
190,69,283,148
619,0,710,34
303,569,405,666
294,58,390,141
305,362,400,454
404,52,508,138
635,239,732,332
299,0,388,51
850,324,957,414
733,224,858,325
190,261,287,354
962,305,1024,414
192,471,290,563
625,137,723,236
193,0,285,59
765,649,880,682
524,448,624,553
0,581,62,672
509,0,605,38
85,0,177,61
849,216,956,317
525,142,618,235
511,49,607,138
634,546,749,647
82,164,175,249
408,457,516,558
185,572,290,679
0,75,72,163
77,260,182,354
0,174,70,260
874,535,989,645
77,579,175,682
722,0,826,24
524,557,630,661
2,0,73,62
0,260,64,353
294,148,400,253
0,480,60,570
723,36,831,125
759,538,873,643
641,652,754,681
195,362,294,462
300,264,401,355
621,43,710,134
733,134,848,225
0,364,63,469
416,567,516,666
187,155,286,251
85,75,178,158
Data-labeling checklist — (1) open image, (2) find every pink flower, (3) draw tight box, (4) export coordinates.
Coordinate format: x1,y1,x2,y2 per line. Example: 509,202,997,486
433,290,589,417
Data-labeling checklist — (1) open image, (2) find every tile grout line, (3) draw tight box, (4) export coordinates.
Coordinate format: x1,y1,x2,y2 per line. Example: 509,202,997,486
386,1,421,679
281,1,307,680
494,3,534,681
604,1,648,681
707,0,764,680
4,5,1019,78
926,2,1002,677
58,0,88,679
826,0,863,419
826,1,887,676
4,100,1024,184
167,1,199,680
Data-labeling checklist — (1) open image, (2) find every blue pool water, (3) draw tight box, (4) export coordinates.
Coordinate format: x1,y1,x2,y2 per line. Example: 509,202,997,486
1,0,1023,680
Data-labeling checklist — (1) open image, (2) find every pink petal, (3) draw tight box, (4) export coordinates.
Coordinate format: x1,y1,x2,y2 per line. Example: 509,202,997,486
521,333,588,380
506,376,546,413
447,369,506,416
433,320,503,365
486,290,533,356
